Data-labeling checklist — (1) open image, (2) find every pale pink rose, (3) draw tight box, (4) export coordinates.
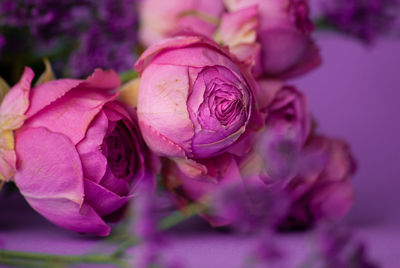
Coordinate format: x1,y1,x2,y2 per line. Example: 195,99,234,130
135,34,261,160
139,0,224,47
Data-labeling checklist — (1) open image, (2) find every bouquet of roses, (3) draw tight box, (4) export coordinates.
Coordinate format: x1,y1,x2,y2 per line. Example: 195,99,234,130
0,0,396,267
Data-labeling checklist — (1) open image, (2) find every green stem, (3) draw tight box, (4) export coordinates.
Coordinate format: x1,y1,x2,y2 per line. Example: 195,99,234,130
0,250,127,267
313,17,338,31
0,203,206,267
0,257,54,268
111,238,139,258
119,70,139,84
158,203,206,230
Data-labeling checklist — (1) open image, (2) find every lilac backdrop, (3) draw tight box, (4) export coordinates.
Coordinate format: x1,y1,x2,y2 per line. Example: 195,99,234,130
296,36,400,226
0,36,399,268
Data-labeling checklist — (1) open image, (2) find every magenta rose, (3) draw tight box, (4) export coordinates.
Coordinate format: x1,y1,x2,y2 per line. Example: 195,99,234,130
10,68,155,236
135,34,258,160
139,0,224,47
220,0,321,78
280,135,356,229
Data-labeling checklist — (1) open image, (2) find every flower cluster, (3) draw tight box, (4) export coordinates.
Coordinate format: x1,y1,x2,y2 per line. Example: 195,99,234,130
134,0,355,230
0,0,359,237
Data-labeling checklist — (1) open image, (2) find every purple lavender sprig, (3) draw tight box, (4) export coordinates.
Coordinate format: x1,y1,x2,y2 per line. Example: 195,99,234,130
68,0,138,77
318,0,400,43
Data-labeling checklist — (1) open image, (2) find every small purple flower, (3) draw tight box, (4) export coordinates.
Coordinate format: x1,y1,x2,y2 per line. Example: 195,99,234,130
69,0,138,77
69,23,136,77
132,180,184,268
314,223,379,268
0,0,90,42
248,232,286,268
321,0,400,43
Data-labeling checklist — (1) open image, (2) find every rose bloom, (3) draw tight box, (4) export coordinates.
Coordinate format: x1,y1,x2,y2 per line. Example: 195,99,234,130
7,68,154,236
139,0,224,47
135,34,259,160
220,0,321,78
280,134,356,230
162,83,311,226
239,84,311,187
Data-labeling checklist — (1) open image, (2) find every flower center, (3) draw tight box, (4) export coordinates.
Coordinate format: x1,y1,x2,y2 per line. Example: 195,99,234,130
104,120,137,180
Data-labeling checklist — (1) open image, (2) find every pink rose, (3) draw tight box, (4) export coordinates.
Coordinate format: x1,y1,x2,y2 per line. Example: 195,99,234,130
280,135,356,229
162,84,312,226
139,0,224,47
220,0,321,78
9,68,155,236
135,34,260,159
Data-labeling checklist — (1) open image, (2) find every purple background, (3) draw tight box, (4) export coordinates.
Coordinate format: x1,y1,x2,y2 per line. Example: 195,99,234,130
0,36,399,267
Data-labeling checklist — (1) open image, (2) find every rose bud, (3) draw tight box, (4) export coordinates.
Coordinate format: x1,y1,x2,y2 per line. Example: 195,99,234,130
139,0,224,47
11,68,156,236
135,34,259,160
221,0,321,78
280,135,356,230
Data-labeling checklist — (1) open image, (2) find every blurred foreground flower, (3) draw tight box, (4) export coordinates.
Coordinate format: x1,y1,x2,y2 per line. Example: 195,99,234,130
311,223,379,268
2,67,156,236
210,182,289,232
132,178,184,268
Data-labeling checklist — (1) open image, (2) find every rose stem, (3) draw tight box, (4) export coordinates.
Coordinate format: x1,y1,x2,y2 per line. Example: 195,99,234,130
0,202,206,267
0,250,128,267
158,202,207,230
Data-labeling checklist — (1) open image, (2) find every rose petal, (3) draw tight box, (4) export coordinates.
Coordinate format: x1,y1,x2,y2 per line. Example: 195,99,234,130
26,197,110,236
100,167,131,196
135,35,236,74
25,88,117,145
138,64,193,156
0,67,34,128
84,179,131,217
14,127,84,205
76,111,108,183
27,69,121,118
